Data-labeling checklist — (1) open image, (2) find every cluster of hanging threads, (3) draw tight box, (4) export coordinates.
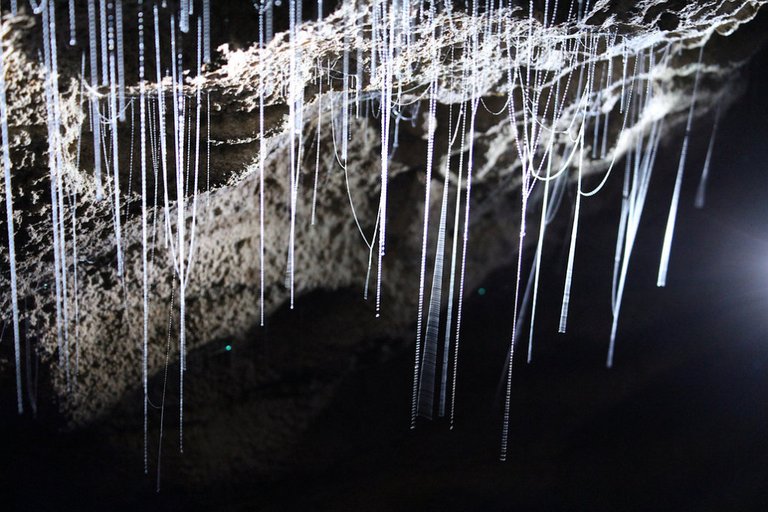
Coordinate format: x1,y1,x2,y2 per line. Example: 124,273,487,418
0,0,731,476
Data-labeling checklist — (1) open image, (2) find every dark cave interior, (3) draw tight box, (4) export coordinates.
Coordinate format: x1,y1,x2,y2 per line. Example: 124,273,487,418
2,2,768,511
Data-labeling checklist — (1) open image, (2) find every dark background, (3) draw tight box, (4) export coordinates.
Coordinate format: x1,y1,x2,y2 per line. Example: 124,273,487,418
3,15,768,512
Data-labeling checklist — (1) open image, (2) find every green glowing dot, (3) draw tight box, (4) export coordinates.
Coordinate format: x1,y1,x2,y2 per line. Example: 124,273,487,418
225,344,232,352
478,287,486,296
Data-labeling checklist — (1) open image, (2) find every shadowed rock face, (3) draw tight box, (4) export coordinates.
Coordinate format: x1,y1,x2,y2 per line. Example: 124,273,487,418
0,0,767,484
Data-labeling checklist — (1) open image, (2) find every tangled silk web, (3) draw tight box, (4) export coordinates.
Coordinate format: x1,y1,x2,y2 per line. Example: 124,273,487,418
0,0,765,477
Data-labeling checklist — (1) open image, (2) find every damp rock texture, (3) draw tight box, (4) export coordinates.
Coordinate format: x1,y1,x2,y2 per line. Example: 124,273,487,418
0,0,767,479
